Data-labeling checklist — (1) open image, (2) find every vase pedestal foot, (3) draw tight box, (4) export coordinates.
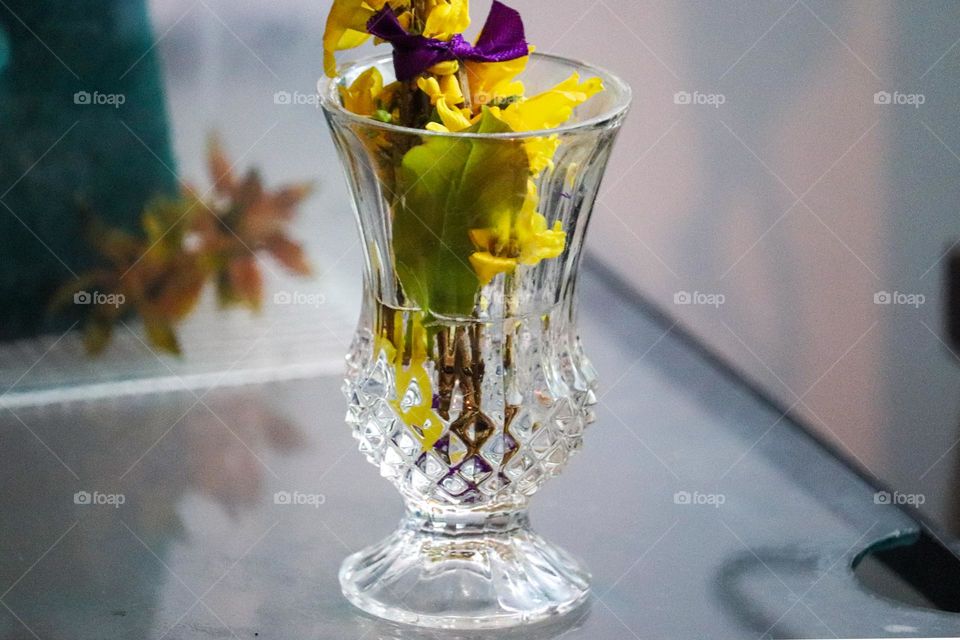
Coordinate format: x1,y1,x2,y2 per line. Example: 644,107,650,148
338,510,590,630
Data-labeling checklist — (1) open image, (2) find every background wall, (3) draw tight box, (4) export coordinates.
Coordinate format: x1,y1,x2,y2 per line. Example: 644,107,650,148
527,0,960,531
148,0,960,532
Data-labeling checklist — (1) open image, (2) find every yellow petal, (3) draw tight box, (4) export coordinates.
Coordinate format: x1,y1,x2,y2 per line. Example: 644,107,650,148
435,97,472,132
469,252,517,285
489,74,602,173
498,72,604,131
323,0,375,77
524,135,561,175
390,360,444,450
417,77,443,105
427,60,460,76
469,209,510,253
374,333,398,364
439,74,464,104
517,217,566,264
339,66,384,116
515,180,566,264
423,0,470,39
465,54,529,107
468,228,496,250
417,74,463,106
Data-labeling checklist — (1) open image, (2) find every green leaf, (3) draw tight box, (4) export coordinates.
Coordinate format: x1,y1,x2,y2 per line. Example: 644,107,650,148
392,109,529,316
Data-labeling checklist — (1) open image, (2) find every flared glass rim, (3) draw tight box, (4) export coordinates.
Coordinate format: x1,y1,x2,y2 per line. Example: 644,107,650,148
318,52,632,140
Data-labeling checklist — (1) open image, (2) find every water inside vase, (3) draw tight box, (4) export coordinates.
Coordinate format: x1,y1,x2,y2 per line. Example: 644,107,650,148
343,297,598,510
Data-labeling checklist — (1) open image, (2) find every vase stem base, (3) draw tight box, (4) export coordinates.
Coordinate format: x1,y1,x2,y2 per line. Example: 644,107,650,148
338,510,590,630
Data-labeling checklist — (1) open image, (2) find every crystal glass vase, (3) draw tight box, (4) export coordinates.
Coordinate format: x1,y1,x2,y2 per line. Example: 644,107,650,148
320,53,630,629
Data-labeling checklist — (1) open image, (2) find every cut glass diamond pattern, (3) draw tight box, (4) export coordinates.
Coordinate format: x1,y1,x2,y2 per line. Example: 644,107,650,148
458,456,492,484
416,452,447,480
343,325,597,506
400,377,422,412
440,474,467,496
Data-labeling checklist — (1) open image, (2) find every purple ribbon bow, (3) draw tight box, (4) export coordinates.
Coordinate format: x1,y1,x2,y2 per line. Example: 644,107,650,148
366,0,529,82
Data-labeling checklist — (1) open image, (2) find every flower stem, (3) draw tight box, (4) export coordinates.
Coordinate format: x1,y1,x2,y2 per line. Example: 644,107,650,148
457,65,474,112
411,0,430,33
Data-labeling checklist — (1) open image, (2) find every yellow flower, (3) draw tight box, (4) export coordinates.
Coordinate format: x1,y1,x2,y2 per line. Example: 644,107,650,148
423,0,470,39
468,180,566,285
416,75,464,107
339,67,384,115
464,51,530,107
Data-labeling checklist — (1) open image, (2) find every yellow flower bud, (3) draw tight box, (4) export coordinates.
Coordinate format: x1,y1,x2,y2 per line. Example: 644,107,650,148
427,60,460,76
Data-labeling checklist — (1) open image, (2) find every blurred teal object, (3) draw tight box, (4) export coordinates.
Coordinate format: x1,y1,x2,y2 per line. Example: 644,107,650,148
0,23,9,71
0,1,178,339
